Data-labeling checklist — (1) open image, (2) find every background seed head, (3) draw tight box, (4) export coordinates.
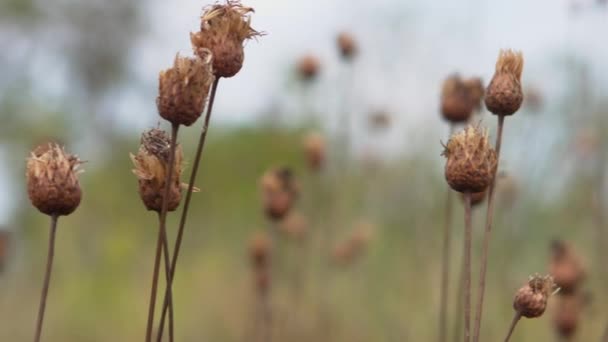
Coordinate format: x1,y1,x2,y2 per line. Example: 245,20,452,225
259,167,299,221
26,143,83,216
485,49,524,116
130,128,184,212
157,52,215,127
440,74,478,123
297,54,321,81
303,132,326,171
442,125,497,193
337,31,357,60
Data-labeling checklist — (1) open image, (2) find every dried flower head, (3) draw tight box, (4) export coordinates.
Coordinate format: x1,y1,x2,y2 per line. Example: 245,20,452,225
190,1,262,78
249,231,272,270
552,294,583,338
440,74,479,123
369,110,391,131
513,274,557,318
442,125,498,193
337,32,357,60
131,128,185,212
332,222,375,266
303,132,326,171
26,143,83,216
549,240,586,293
260,167,299,221
157,53,215,126
463,77,485,111
485,49,524,116
297,54,321,81
279,211,308,241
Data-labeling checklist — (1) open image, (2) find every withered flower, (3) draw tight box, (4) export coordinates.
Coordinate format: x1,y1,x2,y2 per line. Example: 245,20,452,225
442,125,498,193
157,53,215,127
259,167,299,221
190,1,262,78
549,240,586,294
463,77,485,111
513,274,557,318
485,49,524,116
337,32,357,60
297,54,321,81
303,132,326,171
26,143,83,216
131,128,185,212
552,294,583,339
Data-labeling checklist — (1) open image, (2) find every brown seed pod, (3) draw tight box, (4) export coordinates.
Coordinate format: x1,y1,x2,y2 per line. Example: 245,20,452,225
552,294,582,339
303,132,326,171
549,240,586,294
513,274,556,318
249,231,272,270
442,125,498,193
485,49,524,116
157,52,215,127
337,32,357,60
440,74,476,123
259,167,299,221
297,54,321,81
190,1,262,78
368,110,391,131
26,143,83,216
130,128,185,212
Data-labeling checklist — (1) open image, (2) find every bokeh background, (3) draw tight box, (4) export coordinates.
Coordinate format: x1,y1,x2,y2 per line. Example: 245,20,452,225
1,0,608,341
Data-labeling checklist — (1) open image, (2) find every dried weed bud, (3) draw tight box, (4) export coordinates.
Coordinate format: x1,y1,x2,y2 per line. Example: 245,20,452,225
485,49,524,116
249,231,272,270
26,143,83,216
552,294,582,339
297,54,321,81
440,74,476,123
463,77,485,111
279,211,308,241
513,274,556,318
303,132,326,171
337,32,357,60
157,53,215,127
442,125,498,193
190,1,261,78
549,240,586,294
260,167,299,221
369,110,391,131
131,128,184,212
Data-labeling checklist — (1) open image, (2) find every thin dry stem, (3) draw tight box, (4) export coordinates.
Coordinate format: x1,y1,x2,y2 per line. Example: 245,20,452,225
503,312,521,342
463,192,473,342
473,115,505,342
33,215,58,342
145,123,179,342
157,78,220,337
156,212,174,342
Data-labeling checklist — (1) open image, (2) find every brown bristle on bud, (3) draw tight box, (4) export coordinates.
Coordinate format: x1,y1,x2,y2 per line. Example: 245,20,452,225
440,74,475,123
130,128,185,212
279,211,308,241
190,1,262,78
485,49,524,116
297,54,321,81
552,294,582,338
249,231,272,269
26,143,83,216
337,32,357,60
513,274,556,318
549,241,586,294
259,167,299,221
303,132,326,171
157,53,215,127
442,125,498,193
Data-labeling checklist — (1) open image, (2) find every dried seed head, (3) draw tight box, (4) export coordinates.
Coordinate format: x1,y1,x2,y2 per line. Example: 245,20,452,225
157,53,215,126
249,231,272,270
26,143,83,216
513,274,557,318
549,240,586,294
332,222,375,266
552,294,582,338
485,49,524,116
337,32,357,60
259,167,299,221
297,54,321,81
190,1,262,78
442,125,498,193
131,128,185,212
463,77,485,111
440,74,474,123
368,110,391,131
303,132,326,171
279,211,308,241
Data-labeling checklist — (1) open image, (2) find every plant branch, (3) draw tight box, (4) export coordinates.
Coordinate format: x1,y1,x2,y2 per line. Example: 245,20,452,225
34,214,59,342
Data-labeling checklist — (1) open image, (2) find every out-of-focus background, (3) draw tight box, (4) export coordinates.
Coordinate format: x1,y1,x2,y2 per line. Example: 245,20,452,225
1,0,608,341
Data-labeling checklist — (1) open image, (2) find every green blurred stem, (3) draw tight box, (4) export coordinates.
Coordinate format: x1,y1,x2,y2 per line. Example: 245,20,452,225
33,214,58,342
145,123,179,342
157,78,220,340
473,114,505,342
